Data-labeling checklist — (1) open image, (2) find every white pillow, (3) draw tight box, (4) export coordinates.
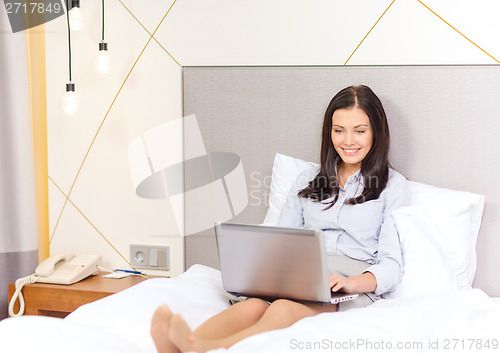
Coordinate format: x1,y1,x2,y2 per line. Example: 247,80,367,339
384,206,458,299
262,153,486,290
407,181,485,289
262,153,318,225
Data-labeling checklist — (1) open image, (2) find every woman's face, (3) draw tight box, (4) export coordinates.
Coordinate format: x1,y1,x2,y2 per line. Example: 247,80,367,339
331,107,373,171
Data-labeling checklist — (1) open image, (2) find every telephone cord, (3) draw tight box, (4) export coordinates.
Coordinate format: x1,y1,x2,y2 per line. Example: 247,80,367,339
8,275,40,317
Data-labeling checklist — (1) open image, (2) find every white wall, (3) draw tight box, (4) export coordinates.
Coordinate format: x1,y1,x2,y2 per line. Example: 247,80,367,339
44,0,500,277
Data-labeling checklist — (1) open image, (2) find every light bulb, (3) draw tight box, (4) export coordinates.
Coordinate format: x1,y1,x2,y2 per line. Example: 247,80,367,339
95,42,110,74
69,6,84,31
60,83,79,115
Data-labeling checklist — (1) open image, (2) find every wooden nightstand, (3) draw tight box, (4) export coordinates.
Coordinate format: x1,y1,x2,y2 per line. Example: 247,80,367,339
7,272,165,318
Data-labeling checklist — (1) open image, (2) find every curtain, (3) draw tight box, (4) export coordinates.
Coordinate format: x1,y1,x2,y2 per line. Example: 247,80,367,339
0,13,39,319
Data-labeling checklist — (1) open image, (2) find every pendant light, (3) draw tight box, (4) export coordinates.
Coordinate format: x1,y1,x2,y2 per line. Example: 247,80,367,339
69,0,84,31
95,0,110,74
60,0,79,115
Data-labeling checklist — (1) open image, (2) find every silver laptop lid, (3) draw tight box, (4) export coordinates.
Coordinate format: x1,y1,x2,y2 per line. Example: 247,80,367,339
215,222,333,304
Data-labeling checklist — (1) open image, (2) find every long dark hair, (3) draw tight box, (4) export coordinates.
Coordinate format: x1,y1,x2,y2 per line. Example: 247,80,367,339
298,85,390,207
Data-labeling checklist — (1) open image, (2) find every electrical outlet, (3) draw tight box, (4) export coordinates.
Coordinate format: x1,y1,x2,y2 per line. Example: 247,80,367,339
130,244,169,270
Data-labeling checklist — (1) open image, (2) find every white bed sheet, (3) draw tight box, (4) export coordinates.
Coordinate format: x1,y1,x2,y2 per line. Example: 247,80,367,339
1,264,499,353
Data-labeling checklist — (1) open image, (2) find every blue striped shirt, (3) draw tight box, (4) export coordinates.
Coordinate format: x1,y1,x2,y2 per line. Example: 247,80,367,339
278,166,407,295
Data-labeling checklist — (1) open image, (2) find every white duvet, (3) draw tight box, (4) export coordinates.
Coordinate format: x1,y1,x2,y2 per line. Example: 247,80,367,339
1,264,499,353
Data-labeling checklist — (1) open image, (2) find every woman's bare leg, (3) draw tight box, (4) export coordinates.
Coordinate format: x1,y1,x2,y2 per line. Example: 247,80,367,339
151,305,179,353
170,299,338,353
151,298,269,353
194,298,269,339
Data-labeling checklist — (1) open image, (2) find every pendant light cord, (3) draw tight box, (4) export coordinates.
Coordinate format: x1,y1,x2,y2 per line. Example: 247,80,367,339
101,0,105,41
65,0,72,82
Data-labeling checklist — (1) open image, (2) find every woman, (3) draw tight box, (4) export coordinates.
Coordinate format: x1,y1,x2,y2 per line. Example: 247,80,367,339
151,85,407,353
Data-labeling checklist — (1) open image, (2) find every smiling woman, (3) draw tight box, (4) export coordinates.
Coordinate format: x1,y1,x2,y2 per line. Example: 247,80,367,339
150,85,407,353
331,107,374,183
299,85,392,207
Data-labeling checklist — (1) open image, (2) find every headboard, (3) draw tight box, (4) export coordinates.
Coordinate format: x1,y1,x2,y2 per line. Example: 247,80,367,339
182,65,500,297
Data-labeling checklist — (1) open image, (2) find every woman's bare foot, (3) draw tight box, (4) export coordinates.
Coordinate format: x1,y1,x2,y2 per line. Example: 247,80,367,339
170,313,205,353
150,305,180,353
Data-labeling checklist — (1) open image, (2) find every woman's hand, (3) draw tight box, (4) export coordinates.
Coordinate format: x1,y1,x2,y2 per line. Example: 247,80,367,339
329,272,377,294
329,274,356,293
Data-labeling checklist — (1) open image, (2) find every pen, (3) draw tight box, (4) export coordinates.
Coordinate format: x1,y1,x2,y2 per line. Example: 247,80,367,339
115,269,143,274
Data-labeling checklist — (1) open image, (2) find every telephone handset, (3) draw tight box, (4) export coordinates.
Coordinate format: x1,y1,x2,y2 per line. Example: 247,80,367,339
35,253,76,277
8,253,102,317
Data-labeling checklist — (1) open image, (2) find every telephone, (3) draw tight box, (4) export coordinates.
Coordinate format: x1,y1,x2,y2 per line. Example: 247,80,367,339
8,253,101,317
34,253,101,284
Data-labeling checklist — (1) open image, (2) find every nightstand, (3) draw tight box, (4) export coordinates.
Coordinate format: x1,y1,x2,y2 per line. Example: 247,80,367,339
7,271,166,318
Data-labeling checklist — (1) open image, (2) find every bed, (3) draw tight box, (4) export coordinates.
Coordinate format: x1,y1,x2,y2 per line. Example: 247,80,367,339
1,265,500,352
2,65,500,352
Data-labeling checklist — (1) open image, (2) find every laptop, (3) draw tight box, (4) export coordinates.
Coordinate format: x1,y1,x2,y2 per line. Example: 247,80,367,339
214,222,358,305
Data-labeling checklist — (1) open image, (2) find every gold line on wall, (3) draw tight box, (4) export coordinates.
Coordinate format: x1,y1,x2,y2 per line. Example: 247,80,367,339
118,0,181,66
417,0,499,64
49,177,132,266
50,1,180,244
25,25,49,262
344,0,397,65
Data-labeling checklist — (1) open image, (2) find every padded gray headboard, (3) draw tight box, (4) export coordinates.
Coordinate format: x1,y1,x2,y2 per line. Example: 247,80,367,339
182,65,500,297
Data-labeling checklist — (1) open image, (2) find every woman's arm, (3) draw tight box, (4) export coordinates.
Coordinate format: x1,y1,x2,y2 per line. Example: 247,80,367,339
277,168,318,228
364,172,408,295
329,272,377,294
